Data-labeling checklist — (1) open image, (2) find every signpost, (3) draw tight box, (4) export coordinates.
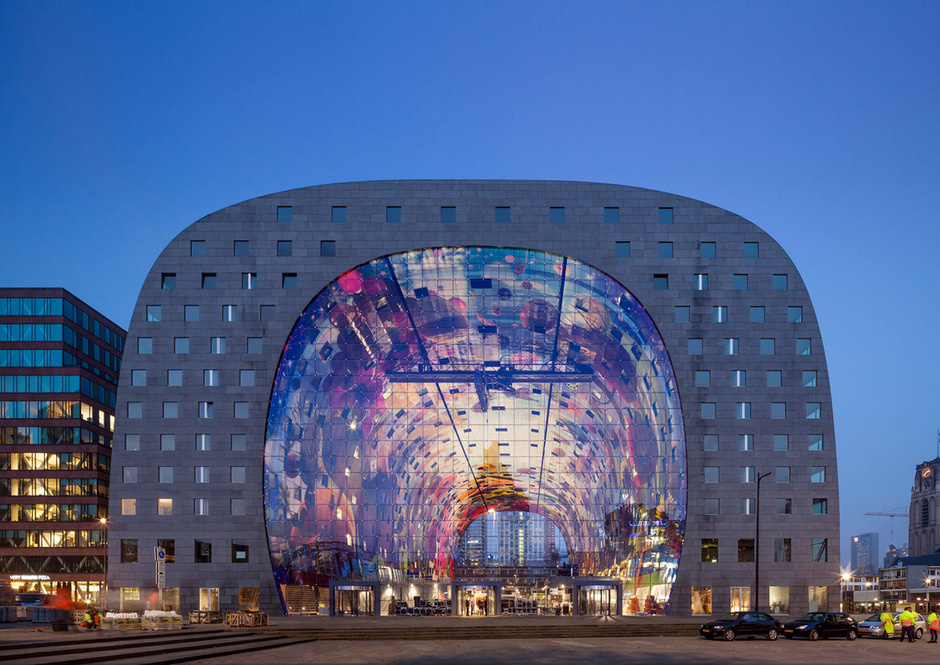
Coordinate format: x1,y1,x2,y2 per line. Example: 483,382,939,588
154,547,166,590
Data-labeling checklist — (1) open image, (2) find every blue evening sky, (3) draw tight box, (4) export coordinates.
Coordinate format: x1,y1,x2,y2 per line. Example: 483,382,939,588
2,1,938,568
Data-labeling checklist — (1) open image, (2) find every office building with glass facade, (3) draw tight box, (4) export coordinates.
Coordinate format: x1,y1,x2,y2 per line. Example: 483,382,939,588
108,181,838,616
0,288,125,602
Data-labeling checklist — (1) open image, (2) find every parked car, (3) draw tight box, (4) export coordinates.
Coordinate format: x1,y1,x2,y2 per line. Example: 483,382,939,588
783,612,858,640
857,612,926,639
700,611,784,641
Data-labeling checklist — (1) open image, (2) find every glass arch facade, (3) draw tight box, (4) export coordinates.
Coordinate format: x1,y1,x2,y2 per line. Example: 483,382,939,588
264,247,686,614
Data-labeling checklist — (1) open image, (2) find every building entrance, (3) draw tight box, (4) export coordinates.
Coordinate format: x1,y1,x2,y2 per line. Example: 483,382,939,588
452,581,501,616
329,580,379,616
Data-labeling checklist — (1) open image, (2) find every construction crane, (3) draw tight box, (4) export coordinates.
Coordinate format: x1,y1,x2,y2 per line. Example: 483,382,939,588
865,509,909,545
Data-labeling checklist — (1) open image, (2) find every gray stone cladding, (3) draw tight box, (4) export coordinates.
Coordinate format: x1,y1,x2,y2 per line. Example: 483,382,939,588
109,180,838,615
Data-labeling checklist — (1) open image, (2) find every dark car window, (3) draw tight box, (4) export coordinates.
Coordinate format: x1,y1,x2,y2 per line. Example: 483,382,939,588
717,613,742,621
757,613,773,621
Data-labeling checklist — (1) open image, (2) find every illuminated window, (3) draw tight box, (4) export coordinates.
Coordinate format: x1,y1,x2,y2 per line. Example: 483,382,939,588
232,541,250,563
157,498,173,515
701,539,718,563
121,498,136,515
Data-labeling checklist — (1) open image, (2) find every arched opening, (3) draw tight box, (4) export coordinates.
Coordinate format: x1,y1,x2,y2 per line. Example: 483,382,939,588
263,247,686,615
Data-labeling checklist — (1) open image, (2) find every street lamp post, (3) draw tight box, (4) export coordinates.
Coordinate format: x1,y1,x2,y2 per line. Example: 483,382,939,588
755,471,772,612
99,517,108,608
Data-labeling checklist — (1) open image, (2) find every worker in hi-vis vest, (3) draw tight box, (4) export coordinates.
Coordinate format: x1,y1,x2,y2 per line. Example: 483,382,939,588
928,609,939,642
879,610,895,639
898,607,918,642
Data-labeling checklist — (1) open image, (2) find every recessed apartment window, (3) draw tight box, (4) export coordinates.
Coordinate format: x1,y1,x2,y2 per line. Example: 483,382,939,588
234,240,249,257
731,370,746,387
724,338,739,355
701,403,716,419
736,402,751,419
760,338,775,355
738,434,754,451
198,402,213,419
195,539,212,562
163,402,177,419
125,434,140,451
239,370,255,386
161,273,176,289
733,274,748,290
121,498,136,515
191,240,206,257
222,305,237,322
653,274,668,290
704,467,719,483
260,305,276,321
277,206,292,223
776,466,790,483
277,240,292,256
604,207,619,224
550,207,565,223
704,499,719,516
495,207,511,223
201,273,216,289
750,306,764,323
195,466,210,483
658,207,673,224
196,434,211,451
766,370,782,387
232,434,247,451
231,466,246,483
234,402,249,418
693,274,708,291
331,206,346,223
788,306,803,323
743,242,759,258
194,499,209,516
282,273,297,289
811,467,826,483
184,305,199,322
440,206,456,223
121,539,138,563
160,434,175,451
386,206,402,223
204,370,219,387
813,498,828,514
167,370,182,386
806,402,821,419
812,538,828,562
232,541,250,563
700,242,716,258
774,434,789,451
675,306,690,322
123,466,137,483
771,402,786,419
146,305,161,322
242,273,257,290
712,305,726,322
158,498,173,515
138,338,152,354
797,339,812,355
174,338,189,354
802,370,817,387
776,499,792,516
320,240,336,257
658,242,673,258
231,499,247,515
773,274,788,291
809,434,824,451
701,538,718,563
127,402,142,419
248,338,262,354
158,467,174,483
695,371,710,387
741,499,755,515
703,434,718,451
688,338,703,355
615,241,630,258
210,337,225,354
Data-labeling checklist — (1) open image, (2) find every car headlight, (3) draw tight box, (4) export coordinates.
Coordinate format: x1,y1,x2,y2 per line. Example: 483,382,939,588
794,625,807,630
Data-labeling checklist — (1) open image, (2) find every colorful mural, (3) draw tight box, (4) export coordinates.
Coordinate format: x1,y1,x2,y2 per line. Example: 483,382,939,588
263,248,686,612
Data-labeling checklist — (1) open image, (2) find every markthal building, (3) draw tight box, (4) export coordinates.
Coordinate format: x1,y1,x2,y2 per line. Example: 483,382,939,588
108,181,839,617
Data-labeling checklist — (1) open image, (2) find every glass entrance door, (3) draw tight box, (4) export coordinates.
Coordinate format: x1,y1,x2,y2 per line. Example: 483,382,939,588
577,586,617,616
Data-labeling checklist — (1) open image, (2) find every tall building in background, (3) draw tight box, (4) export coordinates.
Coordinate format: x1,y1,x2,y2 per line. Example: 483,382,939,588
851,532,879,576
909,458,940,556
0,288,125,602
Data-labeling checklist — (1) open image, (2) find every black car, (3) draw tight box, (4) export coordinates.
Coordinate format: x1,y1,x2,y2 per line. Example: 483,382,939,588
783,612,859,640
700,611,784,641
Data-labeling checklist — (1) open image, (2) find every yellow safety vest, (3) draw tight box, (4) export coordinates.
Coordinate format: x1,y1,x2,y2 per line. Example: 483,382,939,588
881,613,895,633
929,613,939,630
900,612,914,627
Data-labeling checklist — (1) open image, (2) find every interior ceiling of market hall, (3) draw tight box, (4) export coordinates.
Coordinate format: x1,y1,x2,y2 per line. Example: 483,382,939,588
263,247,686,573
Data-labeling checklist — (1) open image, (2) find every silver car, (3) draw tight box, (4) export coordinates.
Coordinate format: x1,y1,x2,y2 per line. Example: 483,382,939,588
857,612,926,639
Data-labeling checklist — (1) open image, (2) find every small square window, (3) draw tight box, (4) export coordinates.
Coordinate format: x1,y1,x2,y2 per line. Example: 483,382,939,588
736,402,751,419
137,338,152,354
260,305,276,321
204,369,219,387
704,467,719,483
386,206,402,223
160,434,175,451
750,306,764,323
239,370,255,387
693,274,708,291
688,338,703,355
806,402,821,419
700,242,716,258
776,499,792,515
123,466,137,483
277,206,292,223
222,305,237,322
234,402,249,418
201,273,216,289
675,306,690,322
773,434,788,451
812,538,828,562
704,498,719,515
760,338,775,355
232,434,247,451
174,337,189,354
185,305,199,322
121,498,136,515
658,207,673,224
195,539,212,562
788,306,803,323
797,338,811,355
771,402,786,419
195,466,210,483
703,435,719,451
231,466,246,483
146,305,161,322
615,241,630,258
282,273,298,289
653,274,668,290
701,538,718,563
695,371,710,387
733,274,748,290
191,240,206,257
658,242,673,258
811,467,826,483
231,499,247,515
161,273,176,289
712,305,726,322
125,434,140,451
277,240,293,256
731,370,746,387
766,370,781,387
232,541,250,563
776,466,790,483
331,206,346,223
242,273,257,290
740,498,755,515
773,274,788,291
194,499,209,516
550,207,565,223
813,498,828,514
738,539,755,563
196,434,211,451
198,402,213,419
248,337,262,354
701,403,716,419
121,539,138,563
159,466,173,483
163,402,178,419
809,435,824,451
440,206,456,223
604,207,619,224
724,338,739,355
495,207,511,223
158,498,173,515
743,242,759,258
210,337,225,354
167,370,182,386
738,434,754,451
321,240,336,257
234,240,249,256
802,370,817,387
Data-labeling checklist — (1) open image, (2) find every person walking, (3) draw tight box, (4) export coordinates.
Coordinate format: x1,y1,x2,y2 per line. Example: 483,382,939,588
928,609,939,642
899,606,917,642
879,610,895,639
